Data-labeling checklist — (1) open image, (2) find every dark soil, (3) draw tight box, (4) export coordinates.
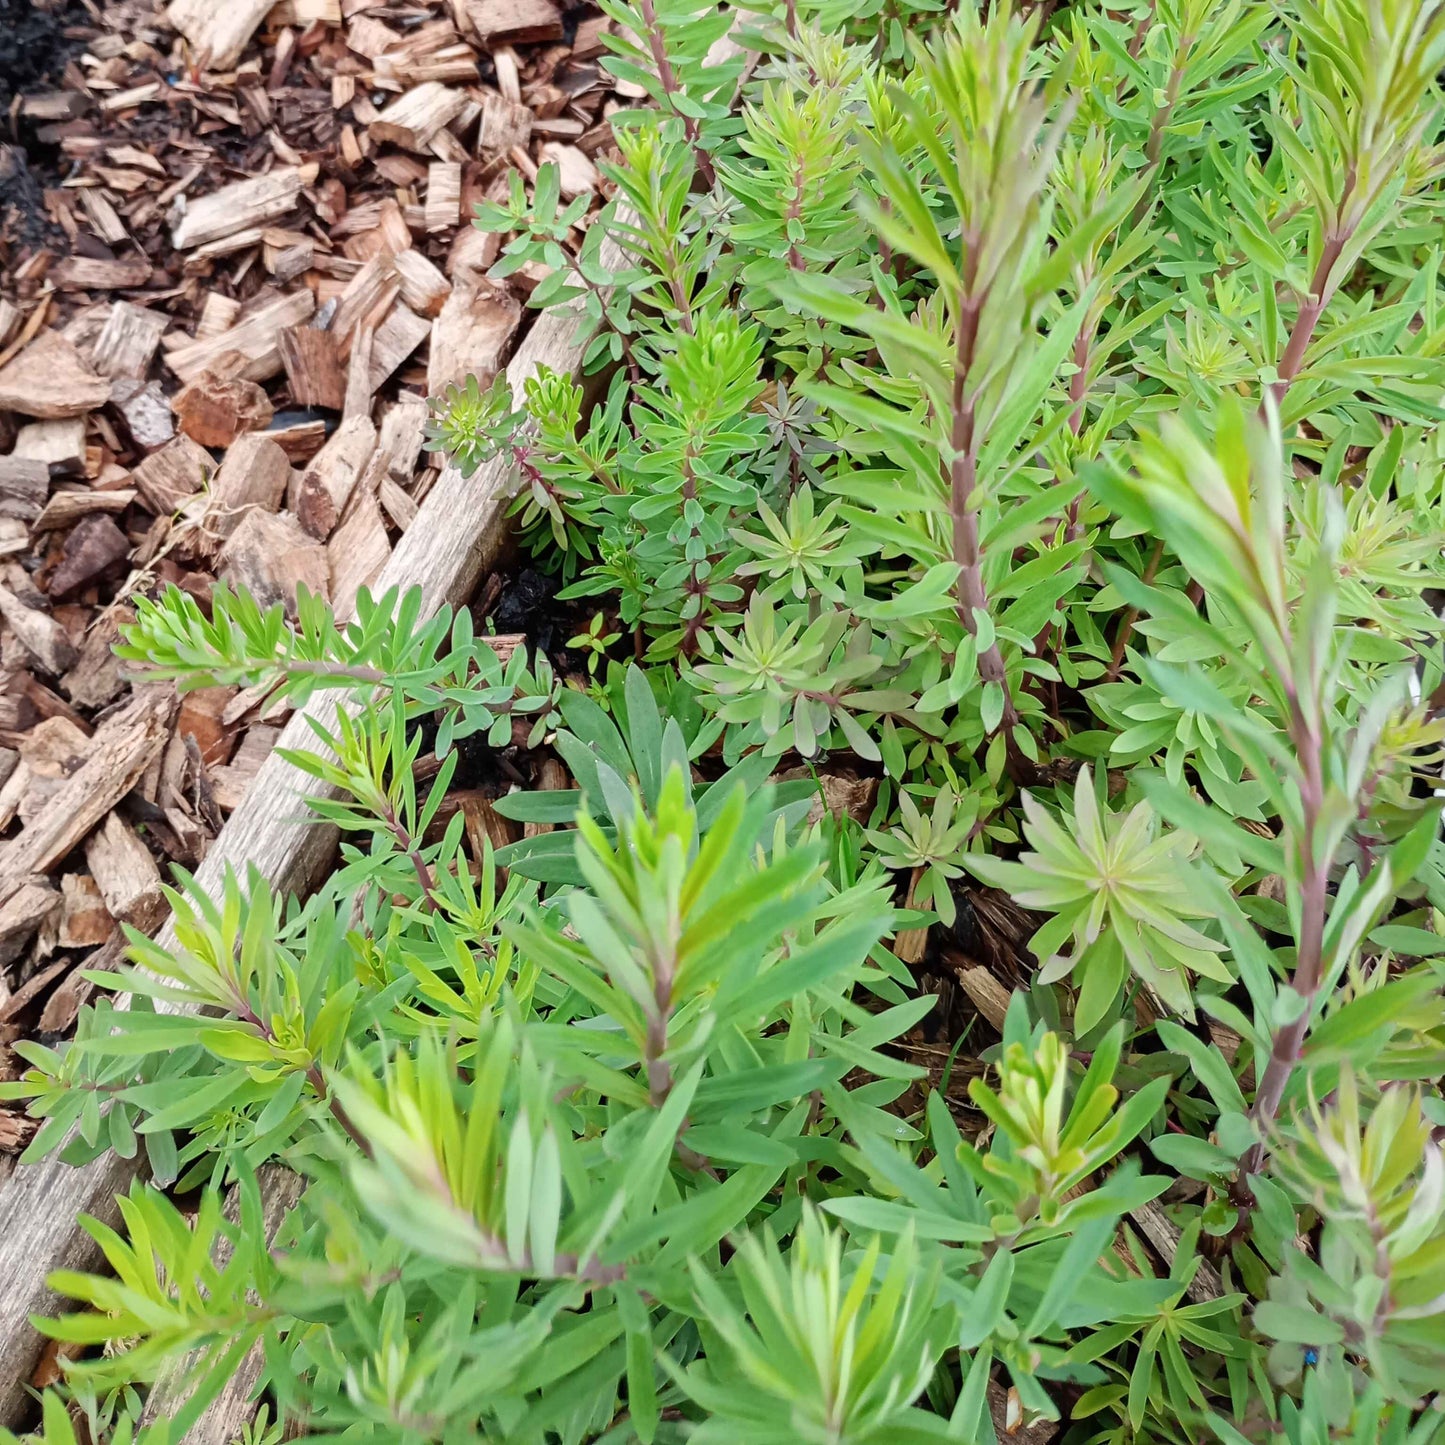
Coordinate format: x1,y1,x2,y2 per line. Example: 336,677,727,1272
0,0,92,110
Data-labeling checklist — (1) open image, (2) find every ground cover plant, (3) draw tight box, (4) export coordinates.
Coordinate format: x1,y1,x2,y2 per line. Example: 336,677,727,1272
5,0,1445,1439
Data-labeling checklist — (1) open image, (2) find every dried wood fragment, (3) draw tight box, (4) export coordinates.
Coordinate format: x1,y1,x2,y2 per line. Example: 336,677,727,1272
477,89,533,152
540,142,599,199
368,83,467,152
171,169,308,251
167,0,276,70
368,304,432,392
0,333,110,419
425,161,462,232
296,416,376,539
208,725,280,813
48,515,132,600
13,419,86,476
33,489,137,534
84,814,164,931
0,883,61,964
196,433,291,551
328,494,391,618
465,0,563,45
1129,1200,1225,1303
91,302,169,380
50,255,152,291
955,963,1012,1031
178,686,239,768
219,509,329,614
63,616,127,711
427,274,521,394
0,587,76,676
0,690,173,904
393,249,452,318
174,372,274,448
329,256,398,349
278,327,346,410
168,290,317,385
196,295,241,341
59,874,115,950
0,461,49,522
133,434,212,516
111,380,175,453
378,476,418,530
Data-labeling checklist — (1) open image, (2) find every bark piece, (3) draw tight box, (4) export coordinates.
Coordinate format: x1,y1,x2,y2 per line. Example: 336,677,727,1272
219,509,329,615
278,327,346,410
0,586,79,675
174,373,274,448
91,302,169,380
167,290,317,386
134,434,212,516
465,0,563,44
177,686,239,768
48,515,132,600
208,724,280,813
59,874,115,949
427,273,521,394
393,250,452,318
0,460,49,521
0,333,110,419
167,0,275,67
0,690,174,901
197,433,291,551
328,494,391,618
33,489,137,534
368,83,467,152
296,416,377,539
84,814,163,932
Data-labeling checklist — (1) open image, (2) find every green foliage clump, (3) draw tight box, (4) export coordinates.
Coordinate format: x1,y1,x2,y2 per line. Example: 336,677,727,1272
8,0,1445,1440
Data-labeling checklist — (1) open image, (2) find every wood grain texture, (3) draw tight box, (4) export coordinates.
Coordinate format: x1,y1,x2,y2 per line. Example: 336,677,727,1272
0,228,625,1429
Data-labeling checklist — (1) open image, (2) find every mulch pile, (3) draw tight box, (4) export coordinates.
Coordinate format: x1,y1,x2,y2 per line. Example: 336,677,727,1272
0,0,628,1169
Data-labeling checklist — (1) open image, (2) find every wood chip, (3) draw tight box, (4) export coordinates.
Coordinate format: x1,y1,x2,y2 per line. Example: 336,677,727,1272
392,249,452,318
91,302,169,380
0,586,78,676
12,419,86,477
427,273,521,394
0,333,111,419
540,142,599,200
0,460,51,523
368,303,432,392
174,372,274,448
33,489,137,534
134,433,213,516
167,0,277,69
167,290,317,385
465,0,564,45
368,83,467,152
84,813,164,931
195,433,291,550
424,161,462,232
48,514,132,600
218,508,329,614
171,168,308,250
59,874,115,950
177,686,238,767
477,89,533,152
0,689,174,904
328,493,390,618
296,416,376,539
207,724,279,813
278,327,346,410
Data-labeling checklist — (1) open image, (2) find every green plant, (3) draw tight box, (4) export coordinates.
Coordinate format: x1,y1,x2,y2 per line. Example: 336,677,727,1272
10,0,1445,1439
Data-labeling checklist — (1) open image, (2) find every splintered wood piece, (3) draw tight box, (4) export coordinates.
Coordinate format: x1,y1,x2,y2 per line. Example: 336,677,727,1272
133,433,213,516
427,274,521,394
33,489,137,534
196,294,241,340
368,304,432,392
84,813,163,931
477,89,533,152
278,326,346,410
0,332,111,419
91,302,169,380
167,0,276,69
171,168,307,250
955,964,1012,1031
539,142,599,200
174,372,274,448
220,508,330,615
167,290,317,385
0,689,173,902
13,419,86,476
198,433,291,550
328,494,391,618
296,416,377,539
424,161,462,232
344,326,376,420
59,874,115,950
0,460,50,521
177,686,239,768
378,476,418,530
329,255,398,349
0,882,60,956
367,83,467,152
208,724,280,813
393,249,452,318
465,0,563,44
346,14,402,58
375,392,430,482
268,0,341,24
112,380,176,453
0,586,78,675
50,255,152,291
62,615,127,711
48,514,132,600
